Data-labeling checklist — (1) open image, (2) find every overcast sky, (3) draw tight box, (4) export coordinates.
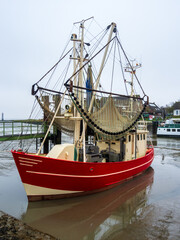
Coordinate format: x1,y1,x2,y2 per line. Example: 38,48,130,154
0,0,180,119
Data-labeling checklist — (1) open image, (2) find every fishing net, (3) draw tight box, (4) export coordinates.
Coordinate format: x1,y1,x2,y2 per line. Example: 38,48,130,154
69,86,146,140
36,90,75,135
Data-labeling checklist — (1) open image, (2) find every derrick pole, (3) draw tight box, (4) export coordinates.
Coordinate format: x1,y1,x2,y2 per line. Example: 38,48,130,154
80,22,116,143
79,22,86,162
71,33,80,148
88,23,116,114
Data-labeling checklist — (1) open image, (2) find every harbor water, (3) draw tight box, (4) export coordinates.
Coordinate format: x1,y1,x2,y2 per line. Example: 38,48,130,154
0,136,180,239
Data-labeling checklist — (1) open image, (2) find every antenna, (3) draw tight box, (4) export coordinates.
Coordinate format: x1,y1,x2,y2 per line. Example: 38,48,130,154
73,17,94,25
124,60,142,96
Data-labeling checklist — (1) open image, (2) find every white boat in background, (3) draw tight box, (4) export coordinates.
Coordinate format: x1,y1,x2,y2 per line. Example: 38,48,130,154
157,118,180,137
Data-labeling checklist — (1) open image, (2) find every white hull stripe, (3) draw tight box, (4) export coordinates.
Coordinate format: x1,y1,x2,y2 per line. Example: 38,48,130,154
20,160,38,165
19,157,42,162
20,163,33,167
26,158,153,178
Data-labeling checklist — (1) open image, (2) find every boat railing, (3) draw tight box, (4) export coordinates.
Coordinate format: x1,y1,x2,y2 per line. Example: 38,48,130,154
164,123,180,128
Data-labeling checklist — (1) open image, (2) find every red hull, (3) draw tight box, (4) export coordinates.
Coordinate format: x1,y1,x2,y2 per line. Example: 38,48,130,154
12,148,154,200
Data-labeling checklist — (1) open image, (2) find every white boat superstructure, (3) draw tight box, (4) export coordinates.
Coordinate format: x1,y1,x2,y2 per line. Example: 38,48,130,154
157,118,180,137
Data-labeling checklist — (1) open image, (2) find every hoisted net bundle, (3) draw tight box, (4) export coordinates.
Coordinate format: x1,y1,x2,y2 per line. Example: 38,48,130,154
92,96,128,132
69,88,145,140
36,90,75,134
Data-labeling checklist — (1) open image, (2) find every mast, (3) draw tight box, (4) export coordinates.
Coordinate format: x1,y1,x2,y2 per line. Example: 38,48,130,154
125,61,141,117
125,61,141,96
79,22,86,162
71,33,81,148
71,18,93,162
72,20,87,162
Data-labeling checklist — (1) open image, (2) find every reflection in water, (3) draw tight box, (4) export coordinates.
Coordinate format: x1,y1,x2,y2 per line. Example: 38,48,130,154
154,137,180,169
23,168,154,240
1,137,180,239
152,138,157,147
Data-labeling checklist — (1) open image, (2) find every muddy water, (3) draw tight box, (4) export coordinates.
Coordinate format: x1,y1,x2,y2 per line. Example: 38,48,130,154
0,137,180,240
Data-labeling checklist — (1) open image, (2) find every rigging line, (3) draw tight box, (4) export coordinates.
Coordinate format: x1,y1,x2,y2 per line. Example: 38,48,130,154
2,141,16,151
27,98,39,120
44,25,76,88
16,98,39,141
98,38,115,91
52,58,71,91
59,59,72,92
86,26,107,47
34,47,73,86
64,36,116,86
84,17,94,39
93,19,104,31
88,29,108,58
23,94,51,151
47,48,73,90
13,40,74,151
45,47,71,89
37,90,67,155
13,98,39,149
116,36,146,96
91,60,98,83
25,104,54,152
83,24,109,61
45,62,59,89
117,42,128,95
57,57,80,93
25,121,44,152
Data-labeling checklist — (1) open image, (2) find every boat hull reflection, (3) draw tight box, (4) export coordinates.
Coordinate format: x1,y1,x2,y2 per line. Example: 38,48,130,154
23,167,154,240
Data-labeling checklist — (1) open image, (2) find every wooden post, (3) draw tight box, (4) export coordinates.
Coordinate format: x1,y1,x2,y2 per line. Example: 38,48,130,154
42,95,50,154
53,94,61,144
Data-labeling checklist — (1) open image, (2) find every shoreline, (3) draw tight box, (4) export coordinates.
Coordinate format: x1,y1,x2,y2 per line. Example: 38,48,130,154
0,210,57,240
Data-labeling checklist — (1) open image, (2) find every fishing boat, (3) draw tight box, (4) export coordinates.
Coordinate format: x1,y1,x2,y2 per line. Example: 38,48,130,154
12,18,154,201
157,118,180,137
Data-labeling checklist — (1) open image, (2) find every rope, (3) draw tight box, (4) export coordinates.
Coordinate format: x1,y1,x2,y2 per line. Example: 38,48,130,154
64,37,116,87
117,41,128,95
32,47,73,88
116,36,146,97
